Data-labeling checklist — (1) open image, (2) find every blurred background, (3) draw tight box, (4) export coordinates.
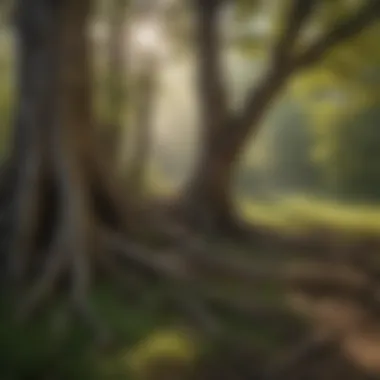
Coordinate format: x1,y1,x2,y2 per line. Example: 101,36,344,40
1,0,380,379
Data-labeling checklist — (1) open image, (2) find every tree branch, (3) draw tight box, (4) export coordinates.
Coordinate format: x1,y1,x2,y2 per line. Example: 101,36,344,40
216,0,380,157
295,0,380,68
238,0,317,116
272,0,317,68
215,0,316,155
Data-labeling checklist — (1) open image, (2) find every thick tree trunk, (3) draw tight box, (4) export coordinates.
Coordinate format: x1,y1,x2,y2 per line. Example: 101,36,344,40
9,0,64,284
181,145,235,232
178,0,233,233
4,0,136,335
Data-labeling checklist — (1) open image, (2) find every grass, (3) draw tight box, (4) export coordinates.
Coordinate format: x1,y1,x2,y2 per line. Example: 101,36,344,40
0,267,292,379
0,283,189,380
148,173,380,239
240,194,380,238
0,281,285,379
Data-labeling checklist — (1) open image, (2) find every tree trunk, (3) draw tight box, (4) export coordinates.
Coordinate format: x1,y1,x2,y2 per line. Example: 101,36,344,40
180,0,290,233
177,0,232,233
4,0,138,335
181,143,235,232
182,67,289,233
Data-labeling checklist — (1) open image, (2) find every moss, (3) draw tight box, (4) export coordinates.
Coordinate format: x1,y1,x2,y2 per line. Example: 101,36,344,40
125,328,199,380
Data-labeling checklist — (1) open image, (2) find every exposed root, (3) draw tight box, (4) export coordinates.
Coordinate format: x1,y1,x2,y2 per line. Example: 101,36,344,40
176,294,222,336
96,247,147,296
101,228,192,280
262,333,337,380
9,155,45,288
70,237,112,346
205,292,301,327
169,280,223,337
5,133,380,361
16,241,67,321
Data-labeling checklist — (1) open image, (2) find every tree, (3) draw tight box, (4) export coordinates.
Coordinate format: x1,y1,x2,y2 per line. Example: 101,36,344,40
178,0,380,233
3,0,253,342
4,0,165,340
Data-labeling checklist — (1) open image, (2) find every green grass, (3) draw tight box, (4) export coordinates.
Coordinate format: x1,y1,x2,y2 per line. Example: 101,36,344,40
0,274,294,379
240,194,380,238
0,283,184,380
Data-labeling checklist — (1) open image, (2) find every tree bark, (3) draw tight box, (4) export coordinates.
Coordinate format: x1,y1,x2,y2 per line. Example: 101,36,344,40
177,0,230,232
5,0,135,333
180,0,291,232
183,68,289,232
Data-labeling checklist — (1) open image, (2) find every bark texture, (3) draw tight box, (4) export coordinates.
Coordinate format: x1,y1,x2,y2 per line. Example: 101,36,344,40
4,0,135,340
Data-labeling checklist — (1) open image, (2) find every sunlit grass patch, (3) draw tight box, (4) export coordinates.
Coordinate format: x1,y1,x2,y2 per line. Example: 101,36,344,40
238,198,303,234
281,196,380,235
125,328,199,380
241,195,380,237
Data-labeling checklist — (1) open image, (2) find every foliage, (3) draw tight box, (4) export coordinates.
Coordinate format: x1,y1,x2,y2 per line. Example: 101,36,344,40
326,104,380,201
231,0,380,68
236,97,319,197
264,100,319,193
292,64,380,201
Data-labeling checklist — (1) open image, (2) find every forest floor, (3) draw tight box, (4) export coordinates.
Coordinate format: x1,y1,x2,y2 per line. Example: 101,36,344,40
2,196,380,379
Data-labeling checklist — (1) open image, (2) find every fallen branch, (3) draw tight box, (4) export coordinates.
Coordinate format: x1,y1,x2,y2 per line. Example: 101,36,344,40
96,247,147,296
103,229,193,280
182,237,370,288
203,291,301,326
